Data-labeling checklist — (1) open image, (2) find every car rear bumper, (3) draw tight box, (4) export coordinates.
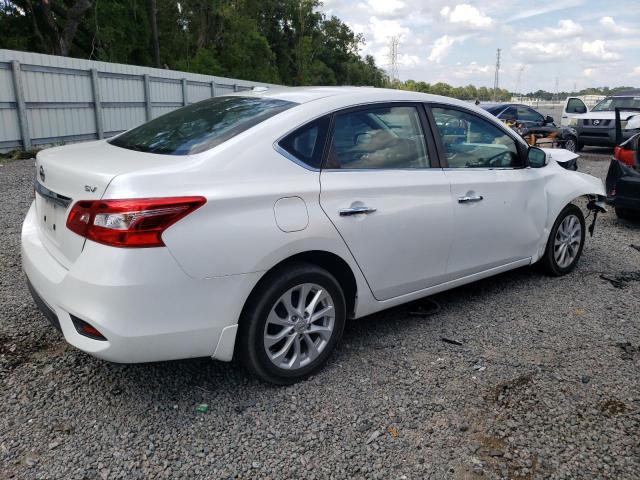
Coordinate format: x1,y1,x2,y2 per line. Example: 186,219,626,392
21,202,261,363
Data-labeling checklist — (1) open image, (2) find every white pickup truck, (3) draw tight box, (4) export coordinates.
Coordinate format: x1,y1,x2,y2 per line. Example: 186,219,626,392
560,91,640,150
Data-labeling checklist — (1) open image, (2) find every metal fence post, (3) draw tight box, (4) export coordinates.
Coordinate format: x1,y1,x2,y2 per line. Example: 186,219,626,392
182,79,188,106
210,80,216,98
10,60,31,150
233,83,238,92
143,74,152,121
90,68,104,139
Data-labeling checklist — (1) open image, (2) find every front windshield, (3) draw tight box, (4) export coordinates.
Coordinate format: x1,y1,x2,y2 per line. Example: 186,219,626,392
109,96,296,155
591,96,640,112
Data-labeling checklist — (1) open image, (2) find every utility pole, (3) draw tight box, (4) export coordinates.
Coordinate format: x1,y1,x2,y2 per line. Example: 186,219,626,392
387,36,400,85
514,65,525,101
492,48,501,101
552,76,559,101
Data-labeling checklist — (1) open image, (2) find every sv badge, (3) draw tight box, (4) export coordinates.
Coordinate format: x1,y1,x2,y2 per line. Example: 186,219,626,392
84,185,97,193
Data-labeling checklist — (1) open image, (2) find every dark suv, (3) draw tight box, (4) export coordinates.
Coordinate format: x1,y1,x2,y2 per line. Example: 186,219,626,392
482,103,579,152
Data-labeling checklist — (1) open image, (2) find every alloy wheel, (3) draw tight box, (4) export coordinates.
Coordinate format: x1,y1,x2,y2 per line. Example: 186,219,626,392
263,283,335,370
554,214,582,268
564,138,576,152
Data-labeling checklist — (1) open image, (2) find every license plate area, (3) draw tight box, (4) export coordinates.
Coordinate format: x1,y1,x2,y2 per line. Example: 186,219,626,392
40,195,62,241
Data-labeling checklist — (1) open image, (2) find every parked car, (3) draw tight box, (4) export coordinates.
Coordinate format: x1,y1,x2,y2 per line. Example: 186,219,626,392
562,90,640,149
23,87,606,384
605,109,640,220
481,103,580,156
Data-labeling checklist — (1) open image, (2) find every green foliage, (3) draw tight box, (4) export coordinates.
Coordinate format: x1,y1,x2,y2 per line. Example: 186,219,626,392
521,86,637,101
0,0,385,87
395,80,511,102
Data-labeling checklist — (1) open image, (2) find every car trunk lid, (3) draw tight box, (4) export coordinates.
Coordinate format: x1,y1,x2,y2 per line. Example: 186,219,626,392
33,140,185,268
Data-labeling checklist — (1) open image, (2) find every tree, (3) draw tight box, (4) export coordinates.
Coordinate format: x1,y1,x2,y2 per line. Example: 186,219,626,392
12,0,93,56
0,0,389,87
147,0,160,67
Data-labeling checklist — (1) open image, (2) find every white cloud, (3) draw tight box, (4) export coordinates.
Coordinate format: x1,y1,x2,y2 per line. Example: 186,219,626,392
599,16,636,35
369,16,410,43
583,68,594,77
366,0,405,15
440,4,493,29
505,0,585,22
631,67,640,77
428,35,455,63
511,41,570,63
581,40,621,61
520,19,583,41
398,53,421,67
451,61,492,79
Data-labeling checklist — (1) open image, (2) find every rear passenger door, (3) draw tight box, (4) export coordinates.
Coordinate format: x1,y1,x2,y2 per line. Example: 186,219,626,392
319,103,454,301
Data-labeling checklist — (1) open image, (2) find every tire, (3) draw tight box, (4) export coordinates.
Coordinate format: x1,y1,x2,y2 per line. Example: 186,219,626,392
237,262,346,384
615,207,639,221
564,136,577,153
540,204,585,276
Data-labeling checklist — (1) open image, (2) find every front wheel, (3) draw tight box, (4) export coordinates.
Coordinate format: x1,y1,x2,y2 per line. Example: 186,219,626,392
564,136,578,153
540,204,585,276
615,207,639,221
237,263,346,384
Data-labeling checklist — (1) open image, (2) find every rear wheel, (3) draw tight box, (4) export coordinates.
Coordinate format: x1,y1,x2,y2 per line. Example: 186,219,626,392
238,263,346,384
540,204,585,276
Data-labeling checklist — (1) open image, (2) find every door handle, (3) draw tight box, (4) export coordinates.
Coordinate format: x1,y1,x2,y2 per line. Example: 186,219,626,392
339,206,377,216
457,195,483,203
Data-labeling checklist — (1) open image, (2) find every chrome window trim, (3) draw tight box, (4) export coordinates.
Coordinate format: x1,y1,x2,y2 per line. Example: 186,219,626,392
273,143,320,172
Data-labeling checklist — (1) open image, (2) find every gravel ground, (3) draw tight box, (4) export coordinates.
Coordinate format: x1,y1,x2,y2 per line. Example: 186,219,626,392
1,148,639,480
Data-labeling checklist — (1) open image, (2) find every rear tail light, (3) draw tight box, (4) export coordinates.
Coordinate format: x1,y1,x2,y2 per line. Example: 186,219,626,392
67,196,206,248
614,146,636,167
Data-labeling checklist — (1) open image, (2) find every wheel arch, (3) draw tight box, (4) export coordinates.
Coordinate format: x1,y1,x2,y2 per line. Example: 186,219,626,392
241,250,359,321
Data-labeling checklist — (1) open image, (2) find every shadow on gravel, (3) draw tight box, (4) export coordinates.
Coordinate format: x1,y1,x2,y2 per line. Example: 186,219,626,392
0,331,63,372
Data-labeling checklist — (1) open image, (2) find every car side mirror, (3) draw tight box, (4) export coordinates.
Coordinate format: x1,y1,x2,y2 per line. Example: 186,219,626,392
545,115,554,124
528,146,548,168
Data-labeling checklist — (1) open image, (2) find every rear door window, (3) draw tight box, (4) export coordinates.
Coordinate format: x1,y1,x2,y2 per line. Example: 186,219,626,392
498,106,517,120
109,96,296,155
325,105,430,169
516,106,544,123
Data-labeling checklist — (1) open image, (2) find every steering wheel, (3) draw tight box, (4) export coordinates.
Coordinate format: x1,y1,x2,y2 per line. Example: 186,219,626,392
485,151,514,167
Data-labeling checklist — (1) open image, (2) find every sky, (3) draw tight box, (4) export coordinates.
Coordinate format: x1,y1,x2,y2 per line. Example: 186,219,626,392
321,0,640,92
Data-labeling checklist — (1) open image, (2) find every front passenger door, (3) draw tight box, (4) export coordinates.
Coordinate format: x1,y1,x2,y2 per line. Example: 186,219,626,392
430,105,547,277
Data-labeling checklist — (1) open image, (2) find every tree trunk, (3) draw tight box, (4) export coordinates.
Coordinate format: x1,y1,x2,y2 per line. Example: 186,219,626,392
196,1,211,49
31,0,93,56
148,0,161,67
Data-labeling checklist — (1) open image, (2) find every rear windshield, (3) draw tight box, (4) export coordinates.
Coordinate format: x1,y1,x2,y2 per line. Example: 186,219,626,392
109,96,296,155
592,96,640,112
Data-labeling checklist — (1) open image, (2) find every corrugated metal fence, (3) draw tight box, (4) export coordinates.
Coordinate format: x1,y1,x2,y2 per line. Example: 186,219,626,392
0,49,278,152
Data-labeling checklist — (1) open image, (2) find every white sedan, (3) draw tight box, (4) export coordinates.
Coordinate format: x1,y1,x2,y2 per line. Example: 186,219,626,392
22,87,606,384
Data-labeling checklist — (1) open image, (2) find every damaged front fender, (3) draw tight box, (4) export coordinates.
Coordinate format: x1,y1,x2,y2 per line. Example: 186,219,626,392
533,162,606,261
